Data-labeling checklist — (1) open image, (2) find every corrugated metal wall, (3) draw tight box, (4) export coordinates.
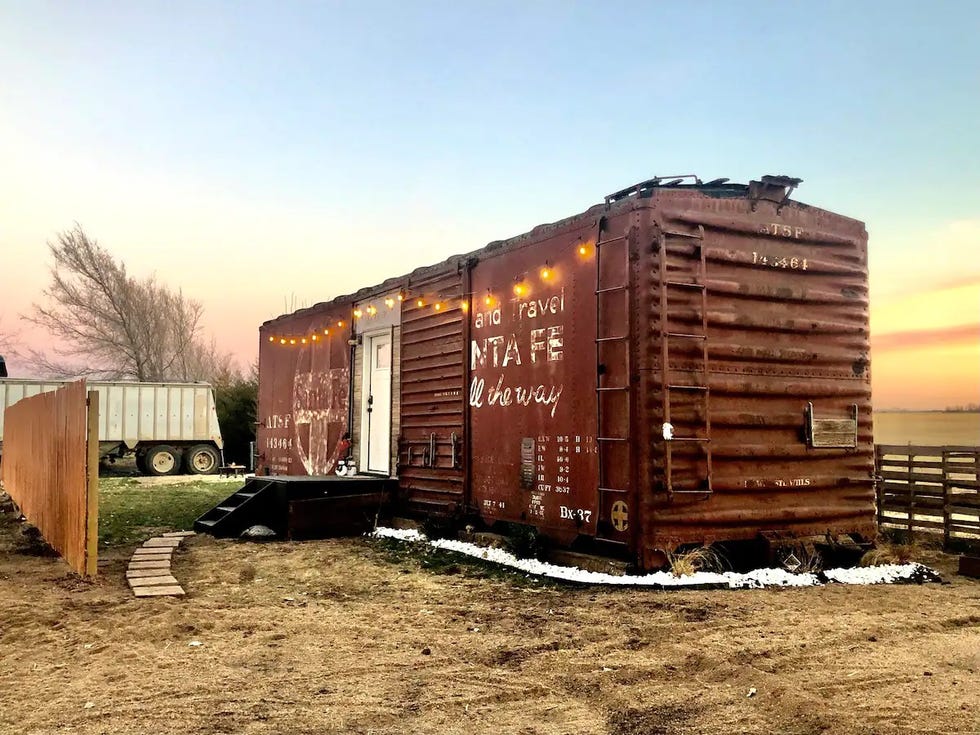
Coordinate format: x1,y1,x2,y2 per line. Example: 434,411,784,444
257,309,351,476
0,381,99,576
468,218,604,543
398,268,466,514
635,192,875,562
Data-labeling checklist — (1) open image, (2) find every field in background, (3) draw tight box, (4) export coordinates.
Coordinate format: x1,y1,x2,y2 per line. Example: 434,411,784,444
874,411,980,446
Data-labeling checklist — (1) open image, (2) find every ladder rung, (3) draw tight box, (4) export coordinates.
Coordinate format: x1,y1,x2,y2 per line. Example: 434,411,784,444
665,332,706,340
595,335,628,343
596,235,627,246
671,489,713,495
597,436,629,442
596,386,630,392
598,487,629,494
595,285,628,294
665,280,705,290
662,230,702,239
667,385,709,391
669,437,711,443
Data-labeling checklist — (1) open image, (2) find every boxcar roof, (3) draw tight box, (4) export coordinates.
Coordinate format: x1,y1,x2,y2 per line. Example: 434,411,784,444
261,176,839,329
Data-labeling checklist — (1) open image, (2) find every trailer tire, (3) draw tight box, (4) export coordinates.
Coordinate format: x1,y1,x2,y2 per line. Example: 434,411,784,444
184,444,220,475
145,445,181,476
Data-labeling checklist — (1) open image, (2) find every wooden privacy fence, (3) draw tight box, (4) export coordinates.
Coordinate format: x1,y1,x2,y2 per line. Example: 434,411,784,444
0,380,99,576
875,444,980,548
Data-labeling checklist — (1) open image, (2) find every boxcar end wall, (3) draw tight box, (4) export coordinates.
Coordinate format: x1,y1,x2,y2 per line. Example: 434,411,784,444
257,176,876,569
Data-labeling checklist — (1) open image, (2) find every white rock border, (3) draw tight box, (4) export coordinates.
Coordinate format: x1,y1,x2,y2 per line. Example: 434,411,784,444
371,527,942,589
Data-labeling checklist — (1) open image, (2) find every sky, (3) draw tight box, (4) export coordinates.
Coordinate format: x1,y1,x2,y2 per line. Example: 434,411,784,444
0,1,977,410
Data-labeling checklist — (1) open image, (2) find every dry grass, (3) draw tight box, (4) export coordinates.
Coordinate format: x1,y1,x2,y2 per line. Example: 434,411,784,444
861,541,923,566
789,545,824,573
667,545,726,576
1,513,977,735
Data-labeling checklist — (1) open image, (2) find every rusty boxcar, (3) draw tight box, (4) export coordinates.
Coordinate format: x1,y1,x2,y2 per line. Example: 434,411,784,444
256,175,875,568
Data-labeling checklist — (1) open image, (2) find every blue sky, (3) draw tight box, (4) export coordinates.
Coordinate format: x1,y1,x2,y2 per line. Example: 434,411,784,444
1,1,977,406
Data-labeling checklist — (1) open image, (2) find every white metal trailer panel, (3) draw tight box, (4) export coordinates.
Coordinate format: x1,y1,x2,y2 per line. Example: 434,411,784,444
0,379,223,449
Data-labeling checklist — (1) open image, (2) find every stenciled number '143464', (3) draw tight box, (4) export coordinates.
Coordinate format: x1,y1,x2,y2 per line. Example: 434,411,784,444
752,252,808,270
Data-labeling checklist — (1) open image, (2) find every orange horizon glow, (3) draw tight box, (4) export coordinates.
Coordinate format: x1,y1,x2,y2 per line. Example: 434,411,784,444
870,280,980,410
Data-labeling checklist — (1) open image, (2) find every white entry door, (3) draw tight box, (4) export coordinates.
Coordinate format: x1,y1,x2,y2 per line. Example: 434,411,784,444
361,332,392,474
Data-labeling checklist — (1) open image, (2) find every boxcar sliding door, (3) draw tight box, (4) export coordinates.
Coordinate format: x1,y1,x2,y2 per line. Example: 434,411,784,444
398,266,466,515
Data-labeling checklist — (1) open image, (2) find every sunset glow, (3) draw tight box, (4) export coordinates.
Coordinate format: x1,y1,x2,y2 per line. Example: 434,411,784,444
0,4,977,411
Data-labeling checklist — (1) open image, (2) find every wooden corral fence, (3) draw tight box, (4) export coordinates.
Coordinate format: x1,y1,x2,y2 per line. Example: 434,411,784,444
0,380,99,576
875,444,980,548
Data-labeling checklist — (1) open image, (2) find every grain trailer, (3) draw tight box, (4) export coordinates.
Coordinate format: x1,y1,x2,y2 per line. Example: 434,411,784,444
0,379,224,475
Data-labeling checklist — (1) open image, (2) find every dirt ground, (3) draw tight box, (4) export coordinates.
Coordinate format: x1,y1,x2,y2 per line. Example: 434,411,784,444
1,514,978,735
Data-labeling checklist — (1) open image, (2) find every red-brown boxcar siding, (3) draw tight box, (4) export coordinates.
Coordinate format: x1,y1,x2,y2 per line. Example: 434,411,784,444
253,178,877,570
468,219,608,542
257,311,351,476
398,267,466,513
636,193,875,561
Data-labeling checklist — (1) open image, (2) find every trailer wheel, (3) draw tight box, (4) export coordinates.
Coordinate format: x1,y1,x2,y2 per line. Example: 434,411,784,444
184,444,220,475
145,445,181,476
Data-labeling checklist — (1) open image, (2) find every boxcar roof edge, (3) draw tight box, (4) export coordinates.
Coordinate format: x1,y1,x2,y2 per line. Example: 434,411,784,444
260,177,856,329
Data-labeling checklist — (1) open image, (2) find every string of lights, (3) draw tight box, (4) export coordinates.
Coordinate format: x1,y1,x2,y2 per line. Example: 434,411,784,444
264,240,593,346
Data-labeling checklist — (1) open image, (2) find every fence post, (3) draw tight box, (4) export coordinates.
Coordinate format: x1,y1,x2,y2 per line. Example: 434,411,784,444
84,391,100,578
906,443,914,540
941,448,951,550
874,445,882,529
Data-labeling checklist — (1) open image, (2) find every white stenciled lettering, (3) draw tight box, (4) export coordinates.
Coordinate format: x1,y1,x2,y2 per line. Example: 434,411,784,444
560,506,592,522
473,307,502,330
469,375,564,418
547,325,563,361
529,325,563,363
503,333,522,367
515,288,565,321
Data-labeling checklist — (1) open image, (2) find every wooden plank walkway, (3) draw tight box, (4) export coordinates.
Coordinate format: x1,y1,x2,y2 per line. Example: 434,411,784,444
126,531,195,597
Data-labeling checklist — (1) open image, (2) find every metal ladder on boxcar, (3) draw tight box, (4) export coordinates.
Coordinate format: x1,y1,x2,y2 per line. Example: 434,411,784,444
594,220,632,542
659,225,713,495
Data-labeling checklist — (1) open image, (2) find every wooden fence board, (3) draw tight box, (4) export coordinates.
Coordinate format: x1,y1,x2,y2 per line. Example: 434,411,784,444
876,444,980,548
0,381,99,576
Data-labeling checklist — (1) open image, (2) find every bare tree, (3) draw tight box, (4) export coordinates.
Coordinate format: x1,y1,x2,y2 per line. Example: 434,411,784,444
26,225,229,382
0,319,14,352
0,319,13,377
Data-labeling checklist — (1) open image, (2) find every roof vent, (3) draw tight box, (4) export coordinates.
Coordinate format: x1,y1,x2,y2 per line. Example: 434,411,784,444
748,175,802,210
605,174,703,203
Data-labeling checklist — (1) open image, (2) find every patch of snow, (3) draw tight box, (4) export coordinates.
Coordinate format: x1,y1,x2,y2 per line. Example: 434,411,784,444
370,527,940,589
822,563,941,585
